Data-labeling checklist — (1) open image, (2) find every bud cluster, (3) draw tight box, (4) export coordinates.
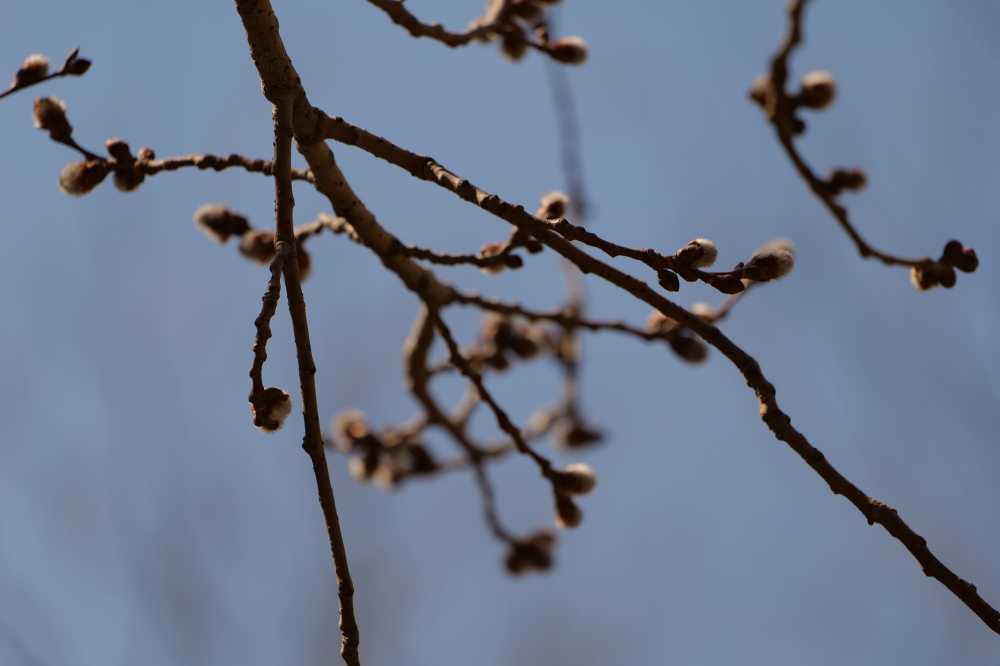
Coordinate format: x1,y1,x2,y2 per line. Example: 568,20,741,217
331,410,439,490
909,240,978,293
193,204,313,280
477,0,588,65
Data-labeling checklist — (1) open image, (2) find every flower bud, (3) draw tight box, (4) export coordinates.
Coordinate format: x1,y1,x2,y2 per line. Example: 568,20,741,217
669,332,709,364
549,36,588,65
551,462,597,495
675,238,718,269
941,240,978,273
744,239,795,282
13,54,49,87
555,494,583,529
238,229,277,264
554,420,604,450
501,31,528,62
194,204,252,244
827,168,867,194
657,269,680,292
250,387,292,432
798,70,837,110
332,409,370,452
504,530,555,575
537,190,569,220
33,96,73,141
58,160,109,196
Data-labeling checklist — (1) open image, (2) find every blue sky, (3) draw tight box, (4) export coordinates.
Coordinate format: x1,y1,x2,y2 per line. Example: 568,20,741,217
1,1,998,664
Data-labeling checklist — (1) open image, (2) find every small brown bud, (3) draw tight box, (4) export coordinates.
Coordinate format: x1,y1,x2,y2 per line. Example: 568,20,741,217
250,387,292,432
63,55,91,76
501,31,528,62
554,420,604,450
504,530,556,575
551,463,597,495
194,204,252,244
657,269,680,292
14,54,49,87
669,332,709,364
549,36,588,65
136,147,156,162
58,160,109,196
798,70,837,110
555,494,583,529
33,96,73,141
933,262,956,289
537,190,569,220
941,241,978,273
827,168,868,195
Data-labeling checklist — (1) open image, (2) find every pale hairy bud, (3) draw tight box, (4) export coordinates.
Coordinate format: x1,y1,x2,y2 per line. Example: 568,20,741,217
744,239,795,282
238,229,277,264
33,96,72,141
537,190,569,220
690,302,715,321
194,204,252,244
799,70,837,110
675,238,718,269
250,387,292,432
58,160,109,196
14,54,49,87
332,409,370,452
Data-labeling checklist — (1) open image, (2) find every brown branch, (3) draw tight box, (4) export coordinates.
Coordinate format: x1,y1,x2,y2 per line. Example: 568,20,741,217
365,0,501,47
0,48,90,101
141,152,314,182
320,108,998,632
273,94,361,664
249,243,289,395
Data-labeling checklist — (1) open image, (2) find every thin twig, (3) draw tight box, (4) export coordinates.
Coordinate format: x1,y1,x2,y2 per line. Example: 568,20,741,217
142,152,314,182
273,94,361,665
762,0,925,269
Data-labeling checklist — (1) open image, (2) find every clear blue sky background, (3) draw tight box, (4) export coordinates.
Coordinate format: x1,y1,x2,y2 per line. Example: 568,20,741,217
2,1,998,664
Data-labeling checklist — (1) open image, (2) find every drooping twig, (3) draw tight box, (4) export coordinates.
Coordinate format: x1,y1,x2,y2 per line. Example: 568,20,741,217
403,307,515,543
272,93,361,665
754,0,978,285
